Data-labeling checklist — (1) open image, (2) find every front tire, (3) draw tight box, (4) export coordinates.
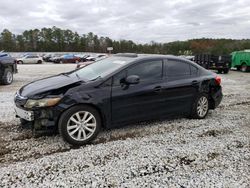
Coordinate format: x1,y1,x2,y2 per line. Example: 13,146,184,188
1,68,13,85
191,94,209,119
58,105,101,146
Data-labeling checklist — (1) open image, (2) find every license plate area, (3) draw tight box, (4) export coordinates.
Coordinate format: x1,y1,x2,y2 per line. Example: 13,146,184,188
15,106,34,121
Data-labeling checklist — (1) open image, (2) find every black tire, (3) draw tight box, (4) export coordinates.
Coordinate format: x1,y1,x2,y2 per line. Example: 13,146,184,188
236,66,241,71
58,105,101,146
223,68,229,74
20,118,32,129
217,69,222,74
241,63,248,72
37,60,42,64
190,94,209,119
0,68,13,85
18,60,23,64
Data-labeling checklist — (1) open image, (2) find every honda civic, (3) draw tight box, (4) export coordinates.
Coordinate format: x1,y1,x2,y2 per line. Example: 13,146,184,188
14,53,223,145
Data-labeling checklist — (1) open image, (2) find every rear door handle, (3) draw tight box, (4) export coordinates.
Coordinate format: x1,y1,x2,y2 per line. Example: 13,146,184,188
192,80,198,86
154,86,162,92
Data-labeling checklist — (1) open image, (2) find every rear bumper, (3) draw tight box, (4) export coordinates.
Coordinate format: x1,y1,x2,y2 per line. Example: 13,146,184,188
210,87,223,109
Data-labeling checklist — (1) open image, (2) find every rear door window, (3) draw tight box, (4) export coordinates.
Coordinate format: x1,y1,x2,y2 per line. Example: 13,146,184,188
166,59,191,77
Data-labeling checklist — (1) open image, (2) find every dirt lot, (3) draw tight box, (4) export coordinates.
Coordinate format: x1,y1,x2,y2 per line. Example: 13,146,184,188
0,64,249,187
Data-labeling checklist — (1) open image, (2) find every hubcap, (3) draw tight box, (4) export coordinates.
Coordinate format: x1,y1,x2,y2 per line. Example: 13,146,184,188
67,111,96,141
197,96,208,117
6,72,13,83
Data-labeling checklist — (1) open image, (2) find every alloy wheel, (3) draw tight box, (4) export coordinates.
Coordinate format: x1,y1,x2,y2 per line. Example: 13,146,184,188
66,111,97,141
197,96,208,117
6,71,13,84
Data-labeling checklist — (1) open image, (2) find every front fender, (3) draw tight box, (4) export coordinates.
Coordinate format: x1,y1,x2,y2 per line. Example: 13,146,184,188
53,85,112,128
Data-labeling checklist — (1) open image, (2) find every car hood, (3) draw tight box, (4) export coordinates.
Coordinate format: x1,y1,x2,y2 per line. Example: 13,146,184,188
19,73,82,98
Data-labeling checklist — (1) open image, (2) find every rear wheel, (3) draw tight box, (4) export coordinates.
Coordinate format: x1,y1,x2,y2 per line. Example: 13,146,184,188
241,63,249,72
0,68,13,85
217,69,222,74
223,68,229,74
18,60,23,64
37,60,42,64
191,94,209,119
58,105,101,146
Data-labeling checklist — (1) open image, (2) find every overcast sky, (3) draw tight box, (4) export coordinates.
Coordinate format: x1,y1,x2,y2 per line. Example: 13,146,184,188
0,0,250,43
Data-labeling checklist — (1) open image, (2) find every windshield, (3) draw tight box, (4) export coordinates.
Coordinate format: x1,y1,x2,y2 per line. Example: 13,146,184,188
73,56,133,81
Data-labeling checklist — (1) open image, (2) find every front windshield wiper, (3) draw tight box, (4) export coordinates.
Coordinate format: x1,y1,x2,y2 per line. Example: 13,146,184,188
90,76,102,81
75,72,80,80
60,72,70,77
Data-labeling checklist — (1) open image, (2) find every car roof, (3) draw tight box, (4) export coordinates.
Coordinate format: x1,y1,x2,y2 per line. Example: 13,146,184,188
113,53,197,65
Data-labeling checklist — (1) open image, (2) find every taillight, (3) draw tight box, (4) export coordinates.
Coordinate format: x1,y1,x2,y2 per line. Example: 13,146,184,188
215,76,221,85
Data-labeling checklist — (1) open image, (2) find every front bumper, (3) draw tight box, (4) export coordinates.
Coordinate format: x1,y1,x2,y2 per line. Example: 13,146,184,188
15,106,57,130
14,106,34,121
14,92,64,130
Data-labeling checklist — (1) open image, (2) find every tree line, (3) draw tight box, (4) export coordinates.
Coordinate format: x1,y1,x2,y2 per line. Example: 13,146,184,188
0,26,250,55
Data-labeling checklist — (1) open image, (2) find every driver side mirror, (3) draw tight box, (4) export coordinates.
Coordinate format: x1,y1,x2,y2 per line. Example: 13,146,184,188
125,75,140,85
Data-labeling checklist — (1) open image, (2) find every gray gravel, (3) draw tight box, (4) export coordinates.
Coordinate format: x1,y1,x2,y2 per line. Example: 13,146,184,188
0,64,249,187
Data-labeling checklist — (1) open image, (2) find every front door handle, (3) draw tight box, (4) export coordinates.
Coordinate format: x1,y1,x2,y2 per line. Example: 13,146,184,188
154,86,162,92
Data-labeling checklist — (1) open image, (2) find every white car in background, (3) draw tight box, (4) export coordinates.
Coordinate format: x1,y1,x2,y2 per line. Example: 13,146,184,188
17,55,43,64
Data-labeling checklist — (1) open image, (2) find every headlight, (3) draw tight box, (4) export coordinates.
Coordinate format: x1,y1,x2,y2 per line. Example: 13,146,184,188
24,97,61,108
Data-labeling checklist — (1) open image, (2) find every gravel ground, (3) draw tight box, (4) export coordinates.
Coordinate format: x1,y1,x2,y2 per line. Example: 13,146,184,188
0,64,249,187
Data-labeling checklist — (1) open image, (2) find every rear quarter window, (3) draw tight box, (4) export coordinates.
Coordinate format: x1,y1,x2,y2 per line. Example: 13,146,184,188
190,65,198,75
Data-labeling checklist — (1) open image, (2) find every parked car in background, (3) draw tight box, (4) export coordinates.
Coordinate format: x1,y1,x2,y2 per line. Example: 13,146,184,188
0,52,18,85
85,54,107,62
53,54,81,64
75,54,108,69
75,61,94,69
14,53,223,146
193,54,231,74
231,50,250,72
75,54,90,62
17,55,43,64
43,53,57,62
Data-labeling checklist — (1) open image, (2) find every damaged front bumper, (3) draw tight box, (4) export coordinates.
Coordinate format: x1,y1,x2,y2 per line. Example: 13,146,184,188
15,105,59,131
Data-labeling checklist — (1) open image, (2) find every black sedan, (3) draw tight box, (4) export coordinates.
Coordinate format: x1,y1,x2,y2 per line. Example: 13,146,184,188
14,54,223,145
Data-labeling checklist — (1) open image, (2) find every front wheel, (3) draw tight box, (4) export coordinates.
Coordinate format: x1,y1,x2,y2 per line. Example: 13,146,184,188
58,105,101,146
191,94,209,119
1,68,13,85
